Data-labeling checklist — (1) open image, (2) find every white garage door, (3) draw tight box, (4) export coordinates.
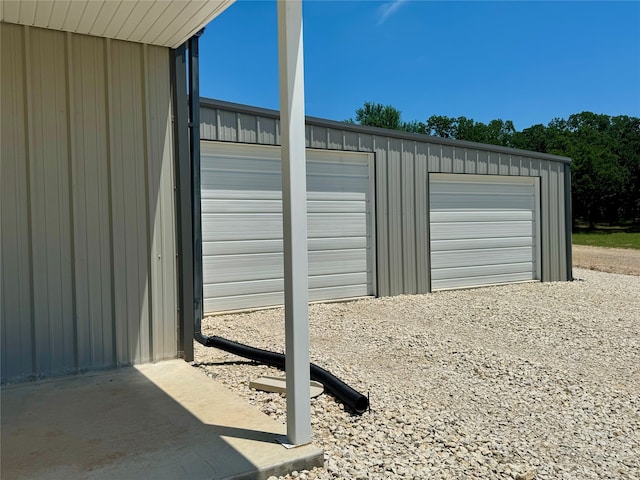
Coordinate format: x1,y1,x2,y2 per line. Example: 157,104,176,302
430,174,540,290
201,141,376,313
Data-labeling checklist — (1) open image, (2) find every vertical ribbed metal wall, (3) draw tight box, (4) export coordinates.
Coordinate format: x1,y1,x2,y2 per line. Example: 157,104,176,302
199,99,571,297
1,23,177,383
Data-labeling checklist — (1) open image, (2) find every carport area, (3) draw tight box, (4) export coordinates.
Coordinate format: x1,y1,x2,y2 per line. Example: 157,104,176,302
1,360,323,480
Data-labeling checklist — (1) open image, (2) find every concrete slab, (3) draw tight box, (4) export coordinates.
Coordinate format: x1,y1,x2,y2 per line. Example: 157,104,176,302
249,376,324,398
1,360,323,480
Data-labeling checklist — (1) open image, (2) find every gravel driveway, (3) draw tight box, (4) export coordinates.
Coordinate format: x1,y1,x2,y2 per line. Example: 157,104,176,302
195,267,639,479
573,245,640,276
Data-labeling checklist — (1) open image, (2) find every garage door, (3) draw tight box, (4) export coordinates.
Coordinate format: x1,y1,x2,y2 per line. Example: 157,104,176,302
429,174,540,290
201,141,376,313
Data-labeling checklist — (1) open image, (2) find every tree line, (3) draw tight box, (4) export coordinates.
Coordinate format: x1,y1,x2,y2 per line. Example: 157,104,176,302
347,102,640,228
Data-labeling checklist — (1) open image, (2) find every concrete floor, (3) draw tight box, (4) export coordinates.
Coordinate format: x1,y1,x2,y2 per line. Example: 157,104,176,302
1,360,323,480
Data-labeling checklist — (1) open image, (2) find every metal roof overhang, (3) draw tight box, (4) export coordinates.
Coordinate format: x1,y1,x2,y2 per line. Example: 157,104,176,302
0,0,234,48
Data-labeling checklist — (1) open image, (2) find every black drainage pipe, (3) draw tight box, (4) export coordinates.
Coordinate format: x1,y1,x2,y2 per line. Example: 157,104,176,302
185,32,369,416
200,335,369,415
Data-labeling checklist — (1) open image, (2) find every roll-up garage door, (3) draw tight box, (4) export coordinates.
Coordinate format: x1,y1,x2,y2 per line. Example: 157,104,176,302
201,141,376,313
429,173,540,290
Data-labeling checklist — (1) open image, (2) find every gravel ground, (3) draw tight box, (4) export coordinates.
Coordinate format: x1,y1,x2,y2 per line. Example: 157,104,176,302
573,245,640,276
194,268,639,479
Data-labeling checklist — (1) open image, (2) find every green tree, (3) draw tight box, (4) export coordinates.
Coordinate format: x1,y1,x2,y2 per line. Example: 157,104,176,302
350,102,640,226
353,102,403,130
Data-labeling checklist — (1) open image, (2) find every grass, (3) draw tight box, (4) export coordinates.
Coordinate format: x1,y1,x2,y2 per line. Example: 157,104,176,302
572,223,640,250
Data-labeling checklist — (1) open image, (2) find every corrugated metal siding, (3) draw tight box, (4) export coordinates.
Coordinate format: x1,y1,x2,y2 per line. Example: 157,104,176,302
0,23,177,383
199,101,571,297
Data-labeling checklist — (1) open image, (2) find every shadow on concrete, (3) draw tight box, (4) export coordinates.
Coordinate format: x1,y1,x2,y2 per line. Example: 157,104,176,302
1,360,323,480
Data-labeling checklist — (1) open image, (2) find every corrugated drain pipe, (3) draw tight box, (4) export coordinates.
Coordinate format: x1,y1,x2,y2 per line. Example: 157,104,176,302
186,32,369,415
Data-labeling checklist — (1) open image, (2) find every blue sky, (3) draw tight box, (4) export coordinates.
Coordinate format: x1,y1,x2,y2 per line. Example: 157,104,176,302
199,1,640,131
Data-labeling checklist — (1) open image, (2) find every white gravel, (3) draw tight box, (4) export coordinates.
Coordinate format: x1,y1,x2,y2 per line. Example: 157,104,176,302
194,268,640,479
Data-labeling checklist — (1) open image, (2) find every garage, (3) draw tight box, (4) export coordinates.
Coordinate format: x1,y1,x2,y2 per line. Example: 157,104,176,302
201,141,376,313
198,98,572,302
429,174,541,290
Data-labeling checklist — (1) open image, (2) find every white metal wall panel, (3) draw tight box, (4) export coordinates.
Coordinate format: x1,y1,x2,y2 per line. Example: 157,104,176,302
0,23,177,383
201,141,375,313
429,174,540,290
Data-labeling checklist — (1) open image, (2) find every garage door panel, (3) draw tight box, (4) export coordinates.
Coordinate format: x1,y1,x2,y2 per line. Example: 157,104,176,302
307,176,369,194
429,210,533,223
203,237,369,256
202,189,282,201
306,162,368,178
203,198,372,215
308,214,367,238
309,284,370,301
204,254,283,283
430,236,532,251
309,249,369,275
202,198,282,214
307,200,368,214
430,193,534,210
204,213,368,242
204,249,368,284
204,292,283,313
204,272,369,299
431,247,534,269
430,221,534,241
201,141,374,313
202,156,280,174
430,174,539,290
431,262,534,281
205,282,371,313
431,272,536,290
201,170,282,192
430,180,535,194
204,278,283,298
203,214,283,241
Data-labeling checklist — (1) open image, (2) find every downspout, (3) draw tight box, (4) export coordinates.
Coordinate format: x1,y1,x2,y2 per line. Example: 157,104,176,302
187,30,207,346
186,32,368,415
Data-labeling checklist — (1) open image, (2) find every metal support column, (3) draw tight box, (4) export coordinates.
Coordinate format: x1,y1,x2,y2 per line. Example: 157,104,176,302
188,31,205,345
170,44,194,361
277,0,312,445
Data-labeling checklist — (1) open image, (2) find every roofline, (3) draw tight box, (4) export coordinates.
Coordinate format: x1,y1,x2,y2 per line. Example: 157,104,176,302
200,97,572,164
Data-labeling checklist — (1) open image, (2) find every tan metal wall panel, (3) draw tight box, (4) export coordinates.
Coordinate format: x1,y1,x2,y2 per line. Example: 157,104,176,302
238,113,257,143
387,139,403,295
0,24,177,383
328,128,343,150
218,110,238,142
110,38,151,365
68,32,114,370
143,44,178,361
1,23,35,382
373,137,390,296
258,116,278,145
27,27,76,377
415,142,430,294
310,125,327,149
200,106,218,141
401,141,417,294
198,102,571,296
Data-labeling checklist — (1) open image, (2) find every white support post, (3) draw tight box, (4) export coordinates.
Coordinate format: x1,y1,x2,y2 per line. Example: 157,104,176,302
277,0,311,446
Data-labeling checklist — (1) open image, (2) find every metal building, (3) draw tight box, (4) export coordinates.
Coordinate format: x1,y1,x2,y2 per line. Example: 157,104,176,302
199,98,572,313
1,0,319,448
